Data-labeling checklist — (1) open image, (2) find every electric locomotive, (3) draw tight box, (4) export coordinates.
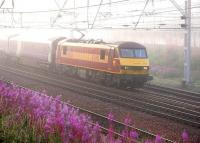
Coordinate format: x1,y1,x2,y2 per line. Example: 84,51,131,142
56,40,152,87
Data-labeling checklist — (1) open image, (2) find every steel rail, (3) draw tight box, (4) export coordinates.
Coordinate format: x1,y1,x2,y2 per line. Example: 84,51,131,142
0,65,199,129
136,88,200,108
11,64,200,111
144,84,200,100
8,63,200,106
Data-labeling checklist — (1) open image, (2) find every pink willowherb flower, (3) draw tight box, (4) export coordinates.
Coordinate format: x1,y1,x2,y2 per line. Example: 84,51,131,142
182,130,189,142
1,80,148,143
108,112,114,121
130,130,139,140
155,134,162,143
124,114,132,125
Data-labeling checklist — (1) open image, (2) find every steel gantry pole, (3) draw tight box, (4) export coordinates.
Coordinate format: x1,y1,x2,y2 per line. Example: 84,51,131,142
183,0,191,85
182,0,192,86
168,0,191,86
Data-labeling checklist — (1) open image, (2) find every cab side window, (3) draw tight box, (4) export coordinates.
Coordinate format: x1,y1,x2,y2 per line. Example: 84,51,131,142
114,48,119,58
63,47,67,55
100,49,106,60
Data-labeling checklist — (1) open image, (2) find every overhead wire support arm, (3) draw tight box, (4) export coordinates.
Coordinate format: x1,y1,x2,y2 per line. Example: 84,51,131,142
0,0,14,9
0,0,5,8
168,0,185,16
134,0,150,29
90,0,103,29
87,0,90,28
51,0,69,27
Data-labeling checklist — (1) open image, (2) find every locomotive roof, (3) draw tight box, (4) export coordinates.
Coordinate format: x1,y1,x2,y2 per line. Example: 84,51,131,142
59,40,117,49
117,42,146,49
59,41,146,49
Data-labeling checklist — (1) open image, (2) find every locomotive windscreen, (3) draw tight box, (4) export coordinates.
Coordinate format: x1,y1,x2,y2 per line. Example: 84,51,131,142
120,48,147,58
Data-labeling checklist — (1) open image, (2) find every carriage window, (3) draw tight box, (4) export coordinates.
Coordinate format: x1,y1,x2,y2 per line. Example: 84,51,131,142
100,49,106,60
63,47,67,55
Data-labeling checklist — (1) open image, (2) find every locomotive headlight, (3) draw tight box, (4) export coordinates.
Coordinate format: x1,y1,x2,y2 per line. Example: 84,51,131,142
143,66,148,70
121,66,128,70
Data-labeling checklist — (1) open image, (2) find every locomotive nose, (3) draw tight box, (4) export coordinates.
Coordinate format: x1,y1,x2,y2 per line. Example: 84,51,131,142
119,58,149,67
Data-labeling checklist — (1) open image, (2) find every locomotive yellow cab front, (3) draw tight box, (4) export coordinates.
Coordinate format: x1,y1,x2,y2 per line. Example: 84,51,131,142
119,58,150,75
115,42,153,86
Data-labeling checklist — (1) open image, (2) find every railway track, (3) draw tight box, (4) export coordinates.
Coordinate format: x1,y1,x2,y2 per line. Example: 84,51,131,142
0,64,200,128
1,78,174,143
135,86,200,113
0,64,200,133
144,83,200,101
0,64,200,130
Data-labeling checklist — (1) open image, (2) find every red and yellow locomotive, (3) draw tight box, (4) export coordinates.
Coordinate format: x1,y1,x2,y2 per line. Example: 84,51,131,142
56,40,152,87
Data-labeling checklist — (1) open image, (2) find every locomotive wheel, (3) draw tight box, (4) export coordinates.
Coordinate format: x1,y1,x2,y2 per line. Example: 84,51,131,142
104,74,113,87
89,71,98,83
114,78,121,88
86,70,93,81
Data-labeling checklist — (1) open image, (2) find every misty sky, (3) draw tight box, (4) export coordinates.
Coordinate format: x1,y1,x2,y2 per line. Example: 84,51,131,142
0,0,199,29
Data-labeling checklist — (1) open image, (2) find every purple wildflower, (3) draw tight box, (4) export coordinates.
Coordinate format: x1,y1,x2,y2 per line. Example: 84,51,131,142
1,80,151,143
155,134,162,143
130,130,139,140
124,114,132,125
182,130,189,142
108,112,114,121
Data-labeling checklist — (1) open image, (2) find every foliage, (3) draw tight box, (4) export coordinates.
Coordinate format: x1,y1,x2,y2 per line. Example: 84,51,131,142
0,80,189,143
148,45,200,82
